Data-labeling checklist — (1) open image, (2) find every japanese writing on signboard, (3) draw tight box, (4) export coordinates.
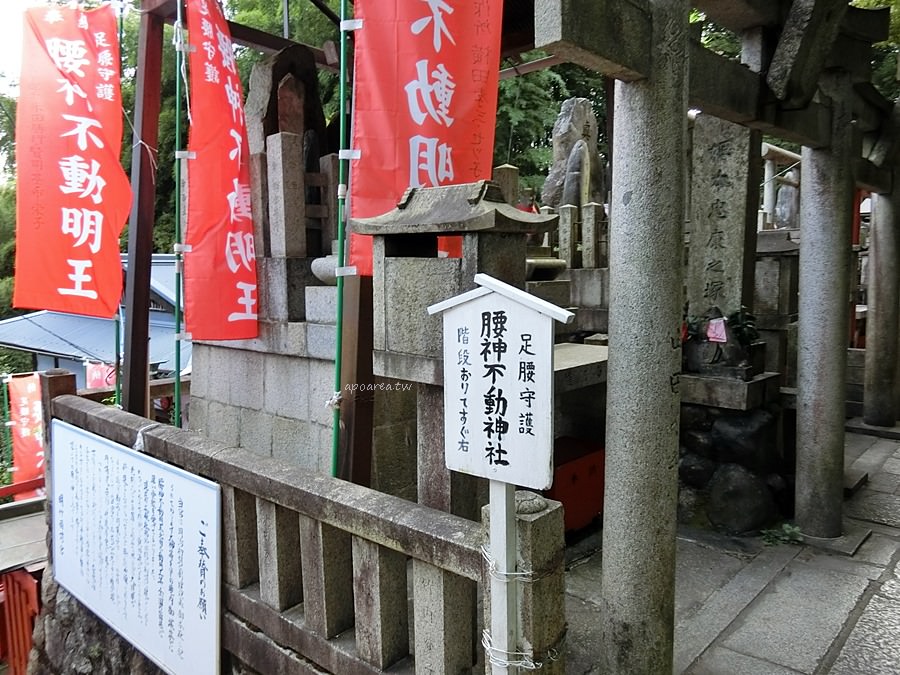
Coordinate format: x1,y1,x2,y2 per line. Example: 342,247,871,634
14,5,132,317
441,292,556,490
52,420,220,675
185,0,258,340
348,0,503,275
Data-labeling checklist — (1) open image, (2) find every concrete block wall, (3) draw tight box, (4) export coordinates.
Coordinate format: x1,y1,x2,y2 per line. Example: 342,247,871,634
188,283,340,474
371,381,417,501
190,287,421,489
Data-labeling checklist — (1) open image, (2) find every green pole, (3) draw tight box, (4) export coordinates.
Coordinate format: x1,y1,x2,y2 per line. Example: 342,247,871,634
331,0,350,477
1,376,11,473
114,313,122,406
172,0,186,428
115,0,125,409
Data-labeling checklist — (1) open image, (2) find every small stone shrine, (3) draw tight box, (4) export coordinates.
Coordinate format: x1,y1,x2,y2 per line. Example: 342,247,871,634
352,180,558,519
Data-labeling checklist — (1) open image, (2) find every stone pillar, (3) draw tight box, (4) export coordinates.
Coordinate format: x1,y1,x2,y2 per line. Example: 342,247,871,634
864,192,899,426
492,163,520,205
600,2,687,673
796,72,855,539
685,114,759,318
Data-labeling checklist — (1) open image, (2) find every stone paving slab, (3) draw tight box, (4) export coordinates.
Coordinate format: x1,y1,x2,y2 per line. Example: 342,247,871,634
673,544,797,673
685,646,804,674
562,432,900,674
846,492,900,528
830,595,900,675
847,439,898,474
674,540,747,624
719,563,870,673
564,594,603,675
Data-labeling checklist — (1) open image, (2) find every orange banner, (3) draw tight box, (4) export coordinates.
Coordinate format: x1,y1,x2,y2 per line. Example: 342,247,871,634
349,0,504,274
8,374,44,501
185,0,258,340
13,5,132,317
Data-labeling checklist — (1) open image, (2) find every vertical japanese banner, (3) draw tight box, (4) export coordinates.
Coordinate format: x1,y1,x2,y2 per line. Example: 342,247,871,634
85,361,116,389
8,374,45,501
349,0,504,275
13,5,132,317
185,0,258,339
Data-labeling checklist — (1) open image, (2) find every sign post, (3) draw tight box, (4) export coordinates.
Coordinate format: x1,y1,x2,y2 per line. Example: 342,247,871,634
428,274,573,673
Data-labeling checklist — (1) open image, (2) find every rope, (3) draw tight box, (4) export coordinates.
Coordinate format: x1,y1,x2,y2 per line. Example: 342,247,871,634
480,629,566,671
132,422,162,453
480,545,565,584
325,391,342,410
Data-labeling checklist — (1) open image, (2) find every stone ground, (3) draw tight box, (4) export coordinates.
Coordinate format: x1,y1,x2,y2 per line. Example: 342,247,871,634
564,424,900,674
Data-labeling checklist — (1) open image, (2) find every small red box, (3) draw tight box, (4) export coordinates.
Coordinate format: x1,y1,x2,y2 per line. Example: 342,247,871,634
545,437,605,532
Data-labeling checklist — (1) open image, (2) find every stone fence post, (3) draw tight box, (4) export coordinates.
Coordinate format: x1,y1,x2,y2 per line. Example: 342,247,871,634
482,491,566,674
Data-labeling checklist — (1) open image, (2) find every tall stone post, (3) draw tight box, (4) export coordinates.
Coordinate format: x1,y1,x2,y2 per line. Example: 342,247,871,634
796,72,854,539
864,192,900,426
600,2,687,673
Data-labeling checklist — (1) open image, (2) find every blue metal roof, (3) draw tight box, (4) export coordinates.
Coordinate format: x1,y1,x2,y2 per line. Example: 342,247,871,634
1,255,191,373
0,310,190,374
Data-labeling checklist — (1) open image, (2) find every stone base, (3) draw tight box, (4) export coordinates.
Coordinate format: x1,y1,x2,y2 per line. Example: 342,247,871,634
526,279,570,307
568,267,609,307
844,467,869,497
680,372,780,410
845,418,900,440
304,286,338,324
554,343,609,393
799,521,871,557
574,307,609,333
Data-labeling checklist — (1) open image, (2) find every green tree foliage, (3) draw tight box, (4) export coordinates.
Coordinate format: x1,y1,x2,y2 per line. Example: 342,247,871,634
494,55,608,194
853,0,900,100
0,92,16,178
228,0,341,120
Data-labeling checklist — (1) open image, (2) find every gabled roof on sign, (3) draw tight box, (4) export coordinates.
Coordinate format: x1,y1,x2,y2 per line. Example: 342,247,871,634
427,273,574,324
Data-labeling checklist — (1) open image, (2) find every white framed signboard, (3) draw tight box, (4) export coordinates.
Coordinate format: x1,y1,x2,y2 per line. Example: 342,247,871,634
51,420,220,675
430,275,571,490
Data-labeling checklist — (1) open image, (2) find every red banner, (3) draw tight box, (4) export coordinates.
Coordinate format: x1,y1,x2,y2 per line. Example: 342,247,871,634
185,0,258,340
8,374,44,501
13,5,132,318
349,0,504,275
85,361,116,389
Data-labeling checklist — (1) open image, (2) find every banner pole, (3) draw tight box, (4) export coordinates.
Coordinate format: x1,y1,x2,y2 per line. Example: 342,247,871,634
172,0,186,428
115,313,122,406
330,0,350,477
1,375,11,478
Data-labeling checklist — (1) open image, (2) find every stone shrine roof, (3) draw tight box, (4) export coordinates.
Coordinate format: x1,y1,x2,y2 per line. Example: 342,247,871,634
352,181,558,236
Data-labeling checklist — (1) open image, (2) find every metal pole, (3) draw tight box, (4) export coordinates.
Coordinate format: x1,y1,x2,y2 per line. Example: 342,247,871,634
115,314,122,406
172,0,186,428
1,375,11,473
330,0,350,477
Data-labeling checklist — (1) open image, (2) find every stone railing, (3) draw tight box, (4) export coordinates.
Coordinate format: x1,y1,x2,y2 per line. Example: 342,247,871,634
42,372,565,674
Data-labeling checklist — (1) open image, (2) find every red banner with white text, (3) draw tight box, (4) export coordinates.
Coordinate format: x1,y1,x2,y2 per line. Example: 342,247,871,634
349,0,504,275
85,361,116,389
8,374,44,501
185,0,258,340
13,5,132,317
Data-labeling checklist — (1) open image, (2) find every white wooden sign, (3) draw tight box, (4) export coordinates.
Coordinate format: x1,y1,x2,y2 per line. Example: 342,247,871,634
51,420,220,675
428,274,573,490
